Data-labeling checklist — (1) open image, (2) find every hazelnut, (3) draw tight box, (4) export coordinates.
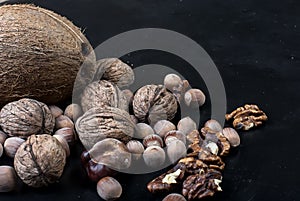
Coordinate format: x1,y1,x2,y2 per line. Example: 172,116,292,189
53,135,70,157
204,119,223,132
182,80,190,92
55,115,74,129
64,103,83,122
143,146,165,168
164,130,186,146
184,88,206,108
164,74,183,93
4,137,25,158
153,120,176,138
97,176,122,201
135,123,154,139
49,105,63,118
0,143,3,158
126,140,145,160
177,117,197,135
163,193,187,201
0,166,17,192
89,138,131,170
167,140,186,164
54,127,76,145
143,134,163,148
0,130,7,145
222,127,240,147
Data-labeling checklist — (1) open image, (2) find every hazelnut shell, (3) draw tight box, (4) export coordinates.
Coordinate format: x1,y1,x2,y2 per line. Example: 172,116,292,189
143,134,163,148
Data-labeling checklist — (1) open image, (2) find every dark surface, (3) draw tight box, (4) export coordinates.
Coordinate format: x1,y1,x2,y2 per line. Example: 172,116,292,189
0,0,299,201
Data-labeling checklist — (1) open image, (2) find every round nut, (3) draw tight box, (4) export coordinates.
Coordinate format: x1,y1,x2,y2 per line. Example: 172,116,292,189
97,176,122,201
126,140,145,160
153,120,176,138
54,127,76,145
55,115,74,130
0,130,7,145
222,127,240,147
4,137,25,158
143,146,165,168
167,140,186,164
48,105,63,118
64,103,83,122
164,74,183,93
163,193,187,201
135,123,154,139
0,166,17,192
184,88,206,108
164,130,186,146
0,143,3,158
53,135,70,157
177,117,197,135
204,119,223,132
143,134,163,148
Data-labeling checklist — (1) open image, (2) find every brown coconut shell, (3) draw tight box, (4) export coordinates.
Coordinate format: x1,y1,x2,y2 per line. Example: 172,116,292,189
0,4,96,107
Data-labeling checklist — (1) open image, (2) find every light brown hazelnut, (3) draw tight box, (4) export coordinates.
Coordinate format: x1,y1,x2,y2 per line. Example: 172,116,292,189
143,146,165,168
204,119,223,132
0,143,3,158
184,88,206,108
64,103,83,122
53,135,70,157
164,130,186,146
163,193,187,201
0,130,7,145
126,140,145,160
153,120,176,138
164,74,183,93
167,140,186,164
4,137,25,158
135,123,154,139
55,115,74,129
49,105,63,118
177,117,197,135
222,127,240,147
143,134,163,148
0,166,17,192
97,176,122,201
54,127,76,145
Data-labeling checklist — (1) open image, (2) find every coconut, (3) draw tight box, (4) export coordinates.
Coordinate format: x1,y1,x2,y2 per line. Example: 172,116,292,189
0,4,96,106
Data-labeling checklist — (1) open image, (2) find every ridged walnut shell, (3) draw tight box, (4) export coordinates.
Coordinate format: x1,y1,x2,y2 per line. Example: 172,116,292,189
80,80,128,113
133,85,178,125
95,58,134,88
14,134,66,188
0,98,55,138
75,107,135,150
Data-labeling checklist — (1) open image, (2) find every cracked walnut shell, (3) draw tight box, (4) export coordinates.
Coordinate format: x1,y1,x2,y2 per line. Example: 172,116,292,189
133,85,178,125
75,107,135,150
80,80,128,113
14,134,66,188
0,98,55,138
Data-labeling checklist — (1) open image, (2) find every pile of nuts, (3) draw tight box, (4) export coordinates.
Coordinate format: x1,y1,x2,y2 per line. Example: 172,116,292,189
0,57,267,201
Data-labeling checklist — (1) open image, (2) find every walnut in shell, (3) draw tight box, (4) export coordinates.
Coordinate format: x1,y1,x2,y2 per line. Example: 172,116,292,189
132,85,178,125
75,107,135,150
14,134,66,188
81,80,128,113
94,58,134,88
0,98,55,138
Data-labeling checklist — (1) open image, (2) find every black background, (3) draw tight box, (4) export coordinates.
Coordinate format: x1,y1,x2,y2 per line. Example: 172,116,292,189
0,0,299,201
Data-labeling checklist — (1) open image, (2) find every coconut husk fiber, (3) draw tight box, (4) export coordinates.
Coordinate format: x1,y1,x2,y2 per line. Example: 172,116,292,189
0,4,96,106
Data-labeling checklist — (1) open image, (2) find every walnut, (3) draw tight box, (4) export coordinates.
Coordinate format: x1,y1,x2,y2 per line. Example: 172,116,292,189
133,84,178,125
182,169,222,200
14,134,66,188
94,58,134,88
198,150,225,171
225,104,268,130
75,106,135,150
80,80,128,113
0,98,55,138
